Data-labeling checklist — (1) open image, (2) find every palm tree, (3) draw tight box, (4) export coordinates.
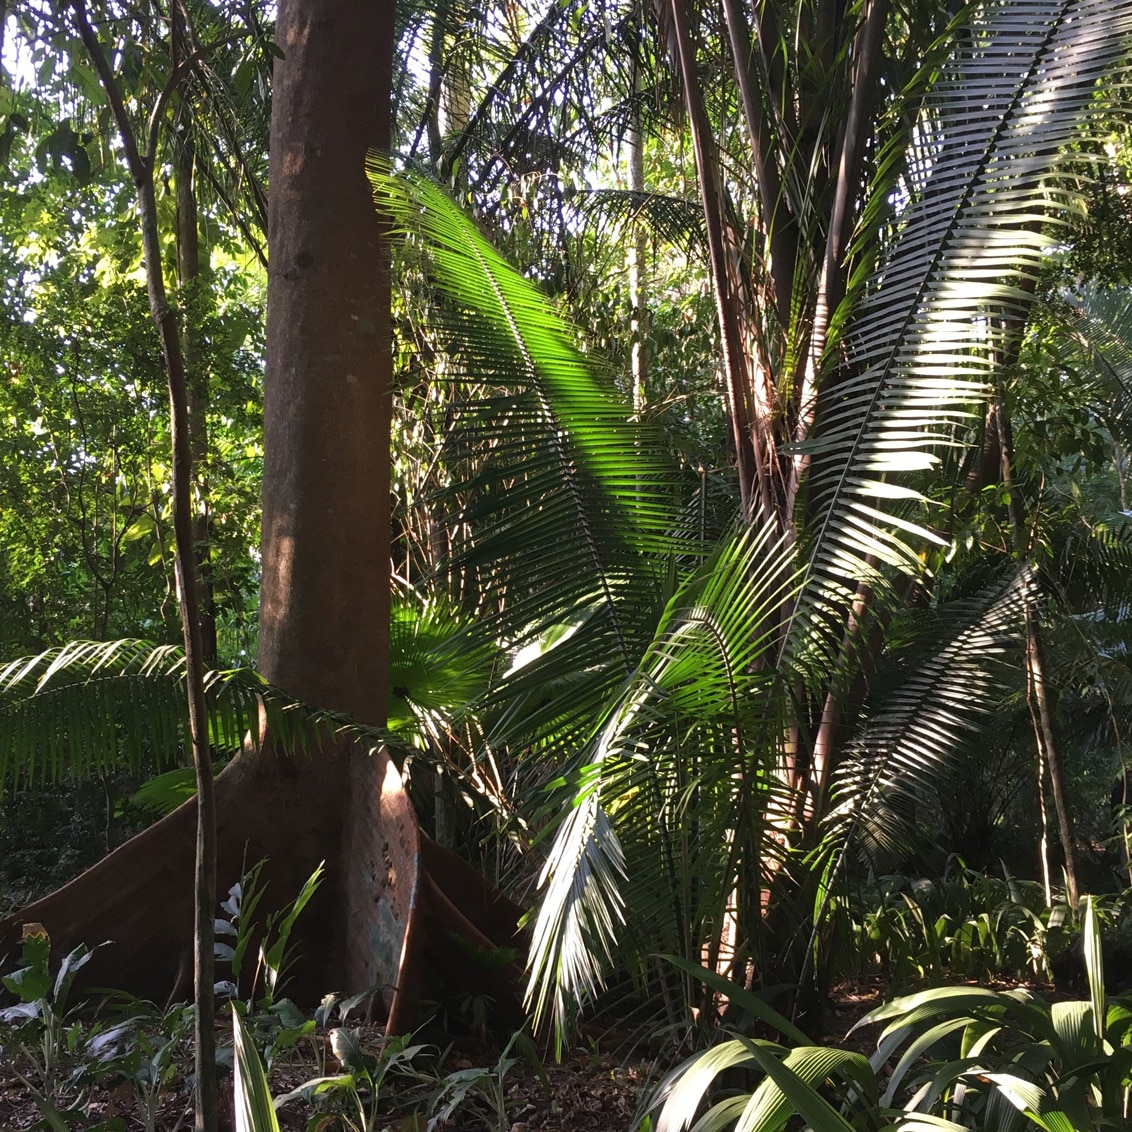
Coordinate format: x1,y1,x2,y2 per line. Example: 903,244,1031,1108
383,0,1132,1038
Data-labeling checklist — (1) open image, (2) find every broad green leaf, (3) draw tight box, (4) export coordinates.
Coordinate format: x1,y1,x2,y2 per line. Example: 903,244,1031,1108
1083,896,1105,1040
655,1040,780,1132
737,1041,863,1132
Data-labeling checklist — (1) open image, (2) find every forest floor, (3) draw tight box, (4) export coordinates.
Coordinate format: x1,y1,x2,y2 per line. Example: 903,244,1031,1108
0,976,1038,1132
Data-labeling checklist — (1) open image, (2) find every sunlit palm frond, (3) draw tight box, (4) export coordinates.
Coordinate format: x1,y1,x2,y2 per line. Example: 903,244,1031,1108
0,639,263,788
825,568,1034,872
525,518,801,1038
387,586,497,736
373,161,680,538
372,159,705,798
372,162,686,654
799,0,1132,656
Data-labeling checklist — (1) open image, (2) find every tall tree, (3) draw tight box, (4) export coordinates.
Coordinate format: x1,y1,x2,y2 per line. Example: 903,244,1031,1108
2,0,424,1018
1,0,526,1033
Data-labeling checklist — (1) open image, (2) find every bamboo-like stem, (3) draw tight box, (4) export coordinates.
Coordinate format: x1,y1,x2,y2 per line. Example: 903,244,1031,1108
174,107,217,668
626,56,649,416
720,0,793,328
1026,602,1078,908
667,0,770,521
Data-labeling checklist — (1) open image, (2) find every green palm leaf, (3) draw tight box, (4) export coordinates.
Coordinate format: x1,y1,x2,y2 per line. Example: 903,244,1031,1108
371,160,688,663
826,568,1035,868
371,161,711,914
799,0,1132,653
0,640,263,787
649,1034,874,1132
1051,286,1132,446
0,608,479,799
569,188,705,252
524,519,801,1037
371,159,680,547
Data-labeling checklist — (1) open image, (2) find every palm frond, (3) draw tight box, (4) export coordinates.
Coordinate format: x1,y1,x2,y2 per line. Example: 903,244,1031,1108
524,518,801,1038
0,640,262,789
373,160,681,545
568,188,705,253
0,615,485,796
1054,513,1132,621
799,0,1132,654
372,159,699,775
825,568,1034,872
387,586,497,735
1047,286,1132,447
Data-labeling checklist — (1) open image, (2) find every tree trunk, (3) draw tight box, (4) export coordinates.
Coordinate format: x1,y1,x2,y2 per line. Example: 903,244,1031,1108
626,59,649,416
1,0,523,1034
175,118,218,669
258,0,389,725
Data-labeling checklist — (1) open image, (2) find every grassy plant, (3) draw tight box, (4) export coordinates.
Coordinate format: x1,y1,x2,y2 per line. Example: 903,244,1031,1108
86,1000,194,1132
214,858,325,1075
861,898,1132,1130
834,864,1072,989
429,1027,544,1132
214,858,324,1013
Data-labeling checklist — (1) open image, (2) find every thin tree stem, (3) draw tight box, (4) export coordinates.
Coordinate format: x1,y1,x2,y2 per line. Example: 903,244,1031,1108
667,0,768,520
1026,602,1078,908
72,6,217,1129
995,384,1078,910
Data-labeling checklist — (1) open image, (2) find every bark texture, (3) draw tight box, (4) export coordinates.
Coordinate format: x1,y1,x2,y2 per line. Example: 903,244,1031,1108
258,0,391,725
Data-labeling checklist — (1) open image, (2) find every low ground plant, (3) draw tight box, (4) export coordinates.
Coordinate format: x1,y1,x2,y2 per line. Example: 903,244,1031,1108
0,925,126,1129
645,897,1132,1131
834,863,1074,988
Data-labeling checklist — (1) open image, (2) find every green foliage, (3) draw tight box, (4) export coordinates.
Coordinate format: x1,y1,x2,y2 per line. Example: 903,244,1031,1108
231,1005,281,1132
240,1003,533,1132
0,926,127,1130
0,118,265,658
83,1000,195,1132
826,570,1034,876
0,773,146,910
374,0,1132,1032
211,857,328,1086
214,858,325,1017
3,0,1132,1101
275,1029,435,1132
386,587,497,739
644,1030,875,1132
429,1027,543,1132
0,640,264,790
643,900,1132,1131
833,866,1057,990
862,898,1131,1130
522,520,801,1038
